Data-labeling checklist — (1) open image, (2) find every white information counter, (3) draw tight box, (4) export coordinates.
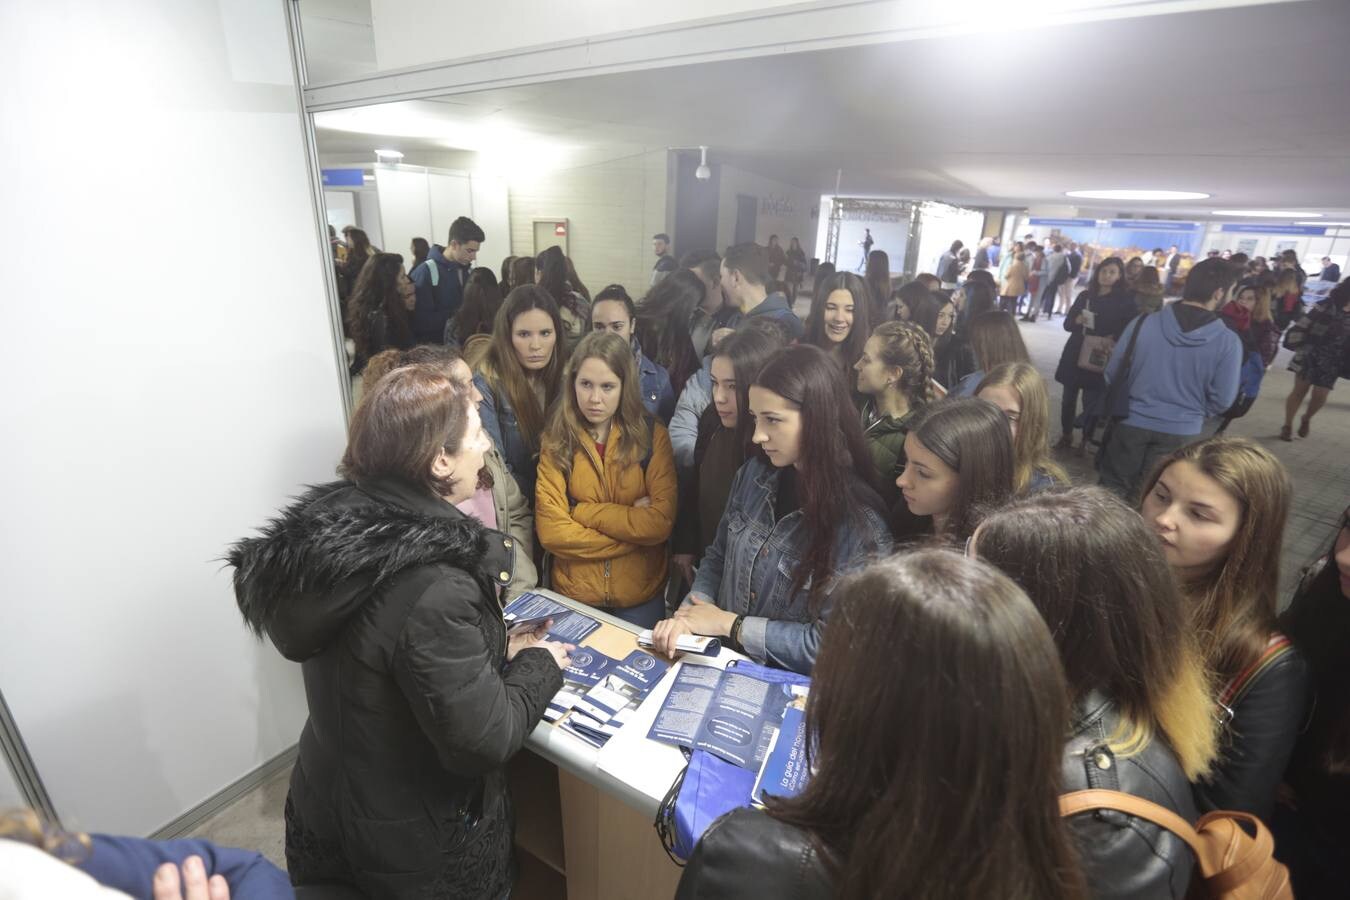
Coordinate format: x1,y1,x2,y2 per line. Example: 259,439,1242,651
508,590,743,900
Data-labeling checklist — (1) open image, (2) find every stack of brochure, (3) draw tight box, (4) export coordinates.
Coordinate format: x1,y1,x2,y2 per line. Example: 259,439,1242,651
502,592,602,645
544,647,671,748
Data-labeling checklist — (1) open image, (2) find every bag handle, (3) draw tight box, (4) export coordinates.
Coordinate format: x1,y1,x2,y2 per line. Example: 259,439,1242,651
1060,789,1206,859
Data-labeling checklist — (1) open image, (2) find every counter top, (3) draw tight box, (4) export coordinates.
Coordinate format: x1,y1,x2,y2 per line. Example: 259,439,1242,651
522,590,743,818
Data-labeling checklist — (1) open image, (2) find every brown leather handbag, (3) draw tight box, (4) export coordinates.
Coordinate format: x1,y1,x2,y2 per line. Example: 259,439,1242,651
1060,789,1292,899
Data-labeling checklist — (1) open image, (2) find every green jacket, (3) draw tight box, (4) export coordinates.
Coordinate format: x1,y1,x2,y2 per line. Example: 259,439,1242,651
859,399,920,504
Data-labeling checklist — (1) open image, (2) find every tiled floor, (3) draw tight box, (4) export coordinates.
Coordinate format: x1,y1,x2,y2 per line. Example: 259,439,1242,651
191,290,1349,876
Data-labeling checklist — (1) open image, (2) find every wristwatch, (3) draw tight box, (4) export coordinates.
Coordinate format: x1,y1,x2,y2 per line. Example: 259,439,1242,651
728,615,746,651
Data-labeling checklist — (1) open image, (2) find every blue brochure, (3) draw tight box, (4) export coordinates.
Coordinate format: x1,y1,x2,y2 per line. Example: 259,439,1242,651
563,647,614,686
752,702,811,804
648,665,799,770
502,592,601,645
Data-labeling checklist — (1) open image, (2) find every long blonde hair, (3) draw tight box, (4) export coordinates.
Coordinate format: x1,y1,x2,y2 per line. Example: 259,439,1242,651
542,331,650,474
976,362,1068,492
1142,438,1292,683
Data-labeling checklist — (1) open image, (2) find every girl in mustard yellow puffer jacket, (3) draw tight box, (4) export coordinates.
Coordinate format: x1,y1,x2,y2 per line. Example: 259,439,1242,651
536,331,677,628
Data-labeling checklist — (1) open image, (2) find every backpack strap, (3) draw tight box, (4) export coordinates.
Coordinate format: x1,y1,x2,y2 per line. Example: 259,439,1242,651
1060,790,1206,861
1220,634,1294,709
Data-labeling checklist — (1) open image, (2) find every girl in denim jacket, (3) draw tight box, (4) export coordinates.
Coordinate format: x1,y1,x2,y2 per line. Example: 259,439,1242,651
652,345,893,673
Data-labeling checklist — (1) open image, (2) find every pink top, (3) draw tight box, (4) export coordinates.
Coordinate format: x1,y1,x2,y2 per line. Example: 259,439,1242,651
455,486,498,531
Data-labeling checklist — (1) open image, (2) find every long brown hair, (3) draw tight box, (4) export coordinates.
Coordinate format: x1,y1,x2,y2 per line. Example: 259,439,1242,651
967,310,1030,373
752,344,885,608
805,272,872,372
451,267,503,343
346,252,413,359
976,362,1068,492
769,550,1086,900
541,331,649,475
1141,438,1292,682
907,398,1016,541
975,487,1218,779
702,326,786,459
478,285,566,450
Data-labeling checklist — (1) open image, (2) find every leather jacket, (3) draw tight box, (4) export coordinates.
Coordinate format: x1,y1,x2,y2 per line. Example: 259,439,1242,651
1062,692,1197,899
676,807,832,900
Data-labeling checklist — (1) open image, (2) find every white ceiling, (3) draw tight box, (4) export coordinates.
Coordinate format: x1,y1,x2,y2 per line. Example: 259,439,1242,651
314,0,1350,220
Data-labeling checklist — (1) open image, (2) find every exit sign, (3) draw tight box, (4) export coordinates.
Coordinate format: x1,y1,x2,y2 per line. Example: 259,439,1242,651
554,223,567,236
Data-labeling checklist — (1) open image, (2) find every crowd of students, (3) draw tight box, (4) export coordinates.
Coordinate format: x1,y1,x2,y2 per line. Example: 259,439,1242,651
205,219,1349,899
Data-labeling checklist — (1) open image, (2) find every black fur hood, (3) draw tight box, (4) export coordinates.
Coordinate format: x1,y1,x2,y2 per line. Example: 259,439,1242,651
227,478,490,661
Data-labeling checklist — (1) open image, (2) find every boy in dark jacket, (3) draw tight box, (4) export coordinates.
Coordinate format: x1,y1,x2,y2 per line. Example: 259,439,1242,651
410,216,484,343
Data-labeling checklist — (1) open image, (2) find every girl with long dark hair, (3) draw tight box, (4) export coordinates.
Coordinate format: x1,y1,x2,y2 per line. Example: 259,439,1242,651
1053,255,1135,450
1140,437,1309,819
677,550,1087,900
499,255,517,292
410,237,430,273
930,295,972,390
535,245,590,348
895,398,1015,542
635,269,703,397
535,332,677,628
952,310,1029,396
974,487,1217,899
853,321,935,504
345,252,414,373
863,249,891,324
652,345,892,673
804,272,872,374
1282,280,1350,441
1274,504,1350,893
670,327,787,586
472,285,566,503
889,280,939,335
446,267,503,348
785,236,807,299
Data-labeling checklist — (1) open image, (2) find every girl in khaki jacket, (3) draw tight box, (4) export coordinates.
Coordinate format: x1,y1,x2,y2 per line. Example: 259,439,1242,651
536,332,677,628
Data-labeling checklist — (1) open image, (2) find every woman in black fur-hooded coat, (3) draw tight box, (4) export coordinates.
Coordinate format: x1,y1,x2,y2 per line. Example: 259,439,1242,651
227,365,567,900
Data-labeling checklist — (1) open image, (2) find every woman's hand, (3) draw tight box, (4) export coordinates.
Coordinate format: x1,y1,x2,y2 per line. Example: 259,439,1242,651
537,640,575,669
673,597,738,639
671,553,697,586
507,619,553,661
651,616,694,658
153,857,229,900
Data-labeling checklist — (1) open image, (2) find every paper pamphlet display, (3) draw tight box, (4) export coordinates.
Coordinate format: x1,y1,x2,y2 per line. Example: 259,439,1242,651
647,665,804,770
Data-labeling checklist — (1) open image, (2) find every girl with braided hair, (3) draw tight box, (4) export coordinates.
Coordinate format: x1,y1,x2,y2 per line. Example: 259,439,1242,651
853,321,936,505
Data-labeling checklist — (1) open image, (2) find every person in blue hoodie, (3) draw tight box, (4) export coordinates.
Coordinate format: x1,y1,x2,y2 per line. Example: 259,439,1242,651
409,216,483,344
720,242,804,342
1098,258,1242,502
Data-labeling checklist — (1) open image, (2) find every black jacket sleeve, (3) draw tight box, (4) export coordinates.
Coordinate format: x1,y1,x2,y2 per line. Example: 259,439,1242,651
1195,650,1312,820
391,571,562,777
676,808,833,900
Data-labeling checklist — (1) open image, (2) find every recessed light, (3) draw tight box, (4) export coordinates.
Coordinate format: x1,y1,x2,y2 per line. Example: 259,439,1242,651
1212,210,1319,218
374,148,404,160
1065,190,1210,201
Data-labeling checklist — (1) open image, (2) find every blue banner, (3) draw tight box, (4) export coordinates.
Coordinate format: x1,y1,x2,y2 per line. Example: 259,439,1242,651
320,168,364,187
1220,224,1326,235
1029,217,1097,227
1108,220,1198,232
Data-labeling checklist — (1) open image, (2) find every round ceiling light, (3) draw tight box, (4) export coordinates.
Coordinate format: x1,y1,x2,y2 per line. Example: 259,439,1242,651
374,148,405,160
1212,210,1320,218
1065,189,1210,201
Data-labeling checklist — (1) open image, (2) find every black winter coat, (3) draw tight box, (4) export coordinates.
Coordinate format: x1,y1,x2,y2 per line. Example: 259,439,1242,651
228,477,562,900
1062,693,1197,899
1055,287,1138,391
676,807,833,900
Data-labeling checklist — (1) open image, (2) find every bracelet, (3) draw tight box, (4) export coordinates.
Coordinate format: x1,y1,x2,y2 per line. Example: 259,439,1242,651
728,615,745,650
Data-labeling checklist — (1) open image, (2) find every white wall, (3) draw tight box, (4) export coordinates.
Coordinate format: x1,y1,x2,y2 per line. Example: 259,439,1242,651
716,165,818,258
506,149,669,297
0,0,343,835
369,0,802,70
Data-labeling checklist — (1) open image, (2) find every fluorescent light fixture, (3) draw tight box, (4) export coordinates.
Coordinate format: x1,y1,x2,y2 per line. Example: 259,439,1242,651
1299,221,1349,226
374,148,404,160
1065,189,1210,201
1213,210,1320,218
